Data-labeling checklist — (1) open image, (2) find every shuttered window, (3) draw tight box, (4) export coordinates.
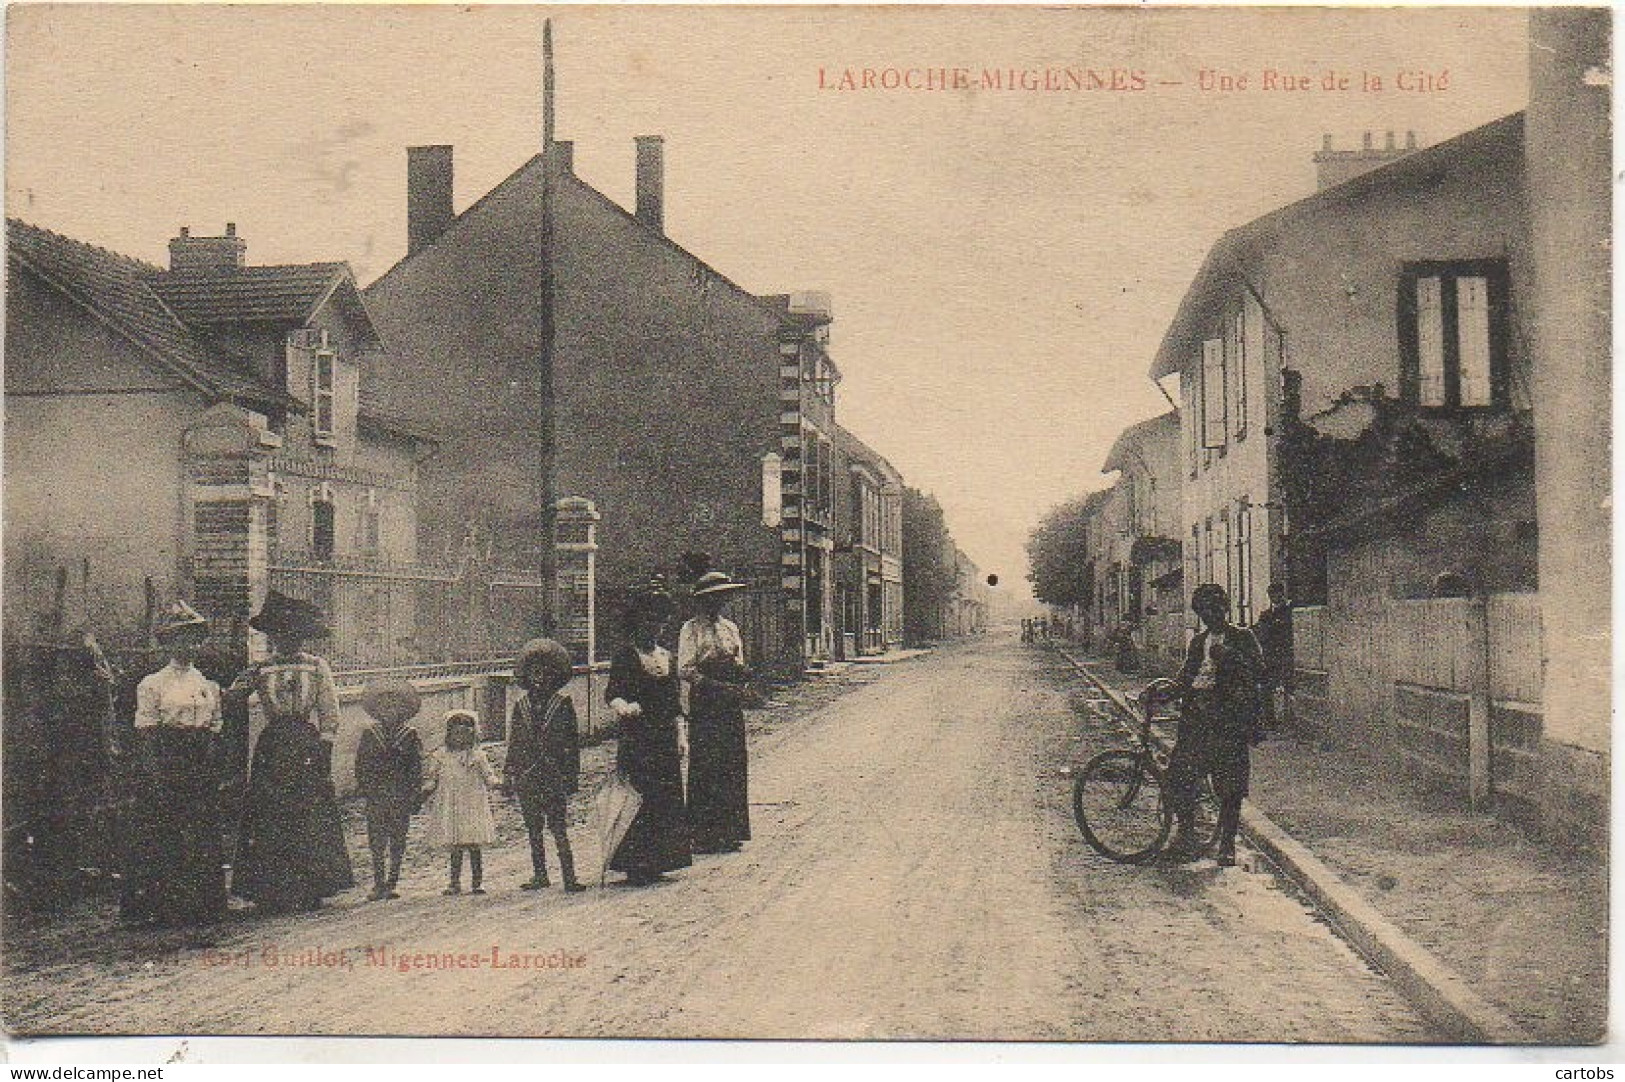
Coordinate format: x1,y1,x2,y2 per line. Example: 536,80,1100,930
1400,261,1509,409
1201,339,1227,450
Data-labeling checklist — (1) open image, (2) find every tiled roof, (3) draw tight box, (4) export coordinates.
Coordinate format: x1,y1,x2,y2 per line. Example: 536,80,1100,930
6,218,289,407
1150,112,1525,380
147,263,347,325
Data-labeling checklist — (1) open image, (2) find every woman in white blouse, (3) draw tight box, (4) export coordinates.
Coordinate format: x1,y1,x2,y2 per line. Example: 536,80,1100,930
678,572,753,854
123,601,226,927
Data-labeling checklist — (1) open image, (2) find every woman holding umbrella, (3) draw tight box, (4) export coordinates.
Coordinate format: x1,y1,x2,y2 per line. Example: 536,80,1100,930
678,571,753,854
603,584,691,886
230,592,354,912
122,601,227,926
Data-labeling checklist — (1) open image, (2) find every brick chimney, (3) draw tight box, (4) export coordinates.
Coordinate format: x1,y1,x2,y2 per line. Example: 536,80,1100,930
407,145,455,256
168,223,247,272
1312,130,1422,191
634,136,664,233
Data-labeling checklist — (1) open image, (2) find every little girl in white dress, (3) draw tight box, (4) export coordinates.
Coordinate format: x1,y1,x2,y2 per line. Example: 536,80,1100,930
424,710,499,894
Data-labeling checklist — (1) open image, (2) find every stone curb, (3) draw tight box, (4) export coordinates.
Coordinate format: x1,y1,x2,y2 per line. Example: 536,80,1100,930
1053,647,1534,1045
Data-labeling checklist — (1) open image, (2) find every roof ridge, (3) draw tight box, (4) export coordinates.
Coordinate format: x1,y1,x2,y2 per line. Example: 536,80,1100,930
8,216,167,276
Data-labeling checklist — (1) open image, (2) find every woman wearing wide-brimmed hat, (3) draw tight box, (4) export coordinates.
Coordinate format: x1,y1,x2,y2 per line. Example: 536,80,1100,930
230,591,354,911
603,582,692,885
677,571,753,854
122,601,228,926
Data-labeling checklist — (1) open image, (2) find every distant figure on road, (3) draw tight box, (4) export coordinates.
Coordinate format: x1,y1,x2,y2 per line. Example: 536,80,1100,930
604,584,692,886
1251,583,1295,734
1166,584,1265,868
231,592,354,913
679,571,753,855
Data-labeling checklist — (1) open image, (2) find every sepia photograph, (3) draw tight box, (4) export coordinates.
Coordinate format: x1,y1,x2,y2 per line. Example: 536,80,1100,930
0,2,1611,1049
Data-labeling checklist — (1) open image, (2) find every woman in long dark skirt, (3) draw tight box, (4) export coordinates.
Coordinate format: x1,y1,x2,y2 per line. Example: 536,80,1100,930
230,592,354,912
604,587,691,885
122,601,227,927
677,572,752,854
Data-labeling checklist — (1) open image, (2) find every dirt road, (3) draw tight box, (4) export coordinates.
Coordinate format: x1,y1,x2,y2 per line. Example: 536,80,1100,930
4,635,1432,1041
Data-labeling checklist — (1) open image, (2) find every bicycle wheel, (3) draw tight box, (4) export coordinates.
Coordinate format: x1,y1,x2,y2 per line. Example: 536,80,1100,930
1179,777,1223,859
1072,749,1172,864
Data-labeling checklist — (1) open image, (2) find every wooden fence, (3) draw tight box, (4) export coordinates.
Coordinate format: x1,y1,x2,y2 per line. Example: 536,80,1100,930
1297,591,1544,806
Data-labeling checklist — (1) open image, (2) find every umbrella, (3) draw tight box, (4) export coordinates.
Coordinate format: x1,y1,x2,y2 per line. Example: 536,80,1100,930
591,771,643,887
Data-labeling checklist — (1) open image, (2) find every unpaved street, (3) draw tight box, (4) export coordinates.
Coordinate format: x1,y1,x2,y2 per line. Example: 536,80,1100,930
4,635,1431,1040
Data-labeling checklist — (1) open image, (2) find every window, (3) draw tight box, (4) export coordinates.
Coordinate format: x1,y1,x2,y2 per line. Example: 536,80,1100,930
312,349,336,443
311,483,336,559
359,488,381,557
1234,501,1254,624
1399,261,1509,408
802,434,818,513
1190,524,1200,587
1228,309,1248,440
1201,339,1227,450
1186,376,1200,479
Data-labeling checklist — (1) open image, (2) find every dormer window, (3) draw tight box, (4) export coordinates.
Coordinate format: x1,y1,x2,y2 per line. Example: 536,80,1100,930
313,347,336,444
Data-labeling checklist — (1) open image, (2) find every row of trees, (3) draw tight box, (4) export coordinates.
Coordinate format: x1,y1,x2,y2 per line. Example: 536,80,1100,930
1025,492,1099,609
900,487,962,643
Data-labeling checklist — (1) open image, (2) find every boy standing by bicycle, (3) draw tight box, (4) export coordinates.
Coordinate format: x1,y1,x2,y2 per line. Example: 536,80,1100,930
1166,583,1266,867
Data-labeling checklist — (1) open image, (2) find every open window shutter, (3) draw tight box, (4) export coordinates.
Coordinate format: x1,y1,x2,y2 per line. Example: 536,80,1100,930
1201,339,1227,448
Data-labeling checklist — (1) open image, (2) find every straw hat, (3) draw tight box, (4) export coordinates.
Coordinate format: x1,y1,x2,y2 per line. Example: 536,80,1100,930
248,590,328,639
155,600,210,642
361,679,422,725
516,638,573,688
692,571,748,598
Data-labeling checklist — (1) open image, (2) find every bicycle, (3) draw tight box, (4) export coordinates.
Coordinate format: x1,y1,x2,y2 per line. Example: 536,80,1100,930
1072,677,1221,864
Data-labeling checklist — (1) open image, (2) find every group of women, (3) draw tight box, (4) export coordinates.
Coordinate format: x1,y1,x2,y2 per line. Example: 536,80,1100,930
120,570,759,926
601,571,754,884
124,591,367,927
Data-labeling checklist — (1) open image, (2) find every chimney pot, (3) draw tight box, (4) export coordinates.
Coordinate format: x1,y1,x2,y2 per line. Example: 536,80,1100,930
1322,133,1333,151
1406,130,1418,149
179,226,190,238
406,145,455,257
1385,130,1396,150
1362,131,1373,150
634,135,665,234
225,222,237,237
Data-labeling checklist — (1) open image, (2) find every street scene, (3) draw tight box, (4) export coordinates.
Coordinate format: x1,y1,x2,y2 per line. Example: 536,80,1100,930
3,638,1433,1041
1,4,1611,1051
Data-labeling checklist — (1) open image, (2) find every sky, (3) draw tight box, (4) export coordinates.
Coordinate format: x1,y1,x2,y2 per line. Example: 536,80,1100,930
5,5,1532,597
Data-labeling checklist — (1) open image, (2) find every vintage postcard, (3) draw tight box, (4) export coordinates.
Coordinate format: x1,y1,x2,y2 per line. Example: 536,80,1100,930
0,3,1610,1048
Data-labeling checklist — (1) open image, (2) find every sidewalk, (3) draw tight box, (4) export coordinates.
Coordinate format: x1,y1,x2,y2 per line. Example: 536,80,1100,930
1067,650,1607,1045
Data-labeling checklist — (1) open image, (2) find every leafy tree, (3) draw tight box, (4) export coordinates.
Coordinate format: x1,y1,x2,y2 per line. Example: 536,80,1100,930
1026,493,1100,608
901,487,959,642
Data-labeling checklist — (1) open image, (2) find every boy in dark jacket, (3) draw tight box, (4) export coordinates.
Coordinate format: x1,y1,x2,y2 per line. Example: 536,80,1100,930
503,639,585,892
356,679,426,900
1165,584,1266,867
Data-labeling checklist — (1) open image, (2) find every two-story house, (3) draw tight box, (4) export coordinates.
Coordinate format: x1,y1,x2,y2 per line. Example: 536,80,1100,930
1100,409,1185,670
833,424,905,657
1149,112,1539,805
5,219,431,662
364,125,846,671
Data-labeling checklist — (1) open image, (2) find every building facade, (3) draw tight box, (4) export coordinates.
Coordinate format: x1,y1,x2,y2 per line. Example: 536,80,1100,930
364,112,863,672
833,425,905,657
1150,112,1549,813
1100,410,1186,671
5,219,430,661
